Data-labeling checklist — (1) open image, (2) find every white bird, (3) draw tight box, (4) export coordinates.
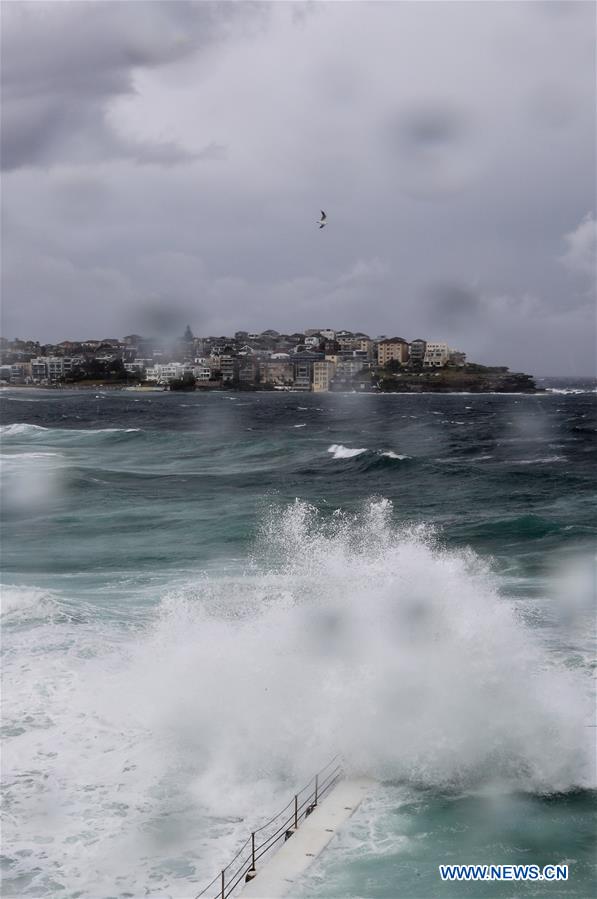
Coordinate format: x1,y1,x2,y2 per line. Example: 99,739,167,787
316,210,327,229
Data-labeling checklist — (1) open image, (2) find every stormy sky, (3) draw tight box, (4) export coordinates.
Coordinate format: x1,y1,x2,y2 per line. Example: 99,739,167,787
1,1,595,375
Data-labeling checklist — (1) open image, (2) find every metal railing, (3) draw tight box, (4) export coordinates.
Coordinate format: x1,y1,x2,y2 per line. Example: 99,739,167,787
195,755,344,899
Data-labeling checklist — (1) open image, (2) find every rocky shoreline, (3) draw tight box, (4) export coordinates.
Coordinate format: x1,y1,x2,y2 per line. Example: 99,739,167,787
377,367,541,393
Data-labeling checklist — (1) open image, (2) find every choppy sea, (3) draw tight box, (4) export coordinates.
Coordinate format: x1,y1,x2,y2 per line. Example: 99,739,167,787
1,381,596,898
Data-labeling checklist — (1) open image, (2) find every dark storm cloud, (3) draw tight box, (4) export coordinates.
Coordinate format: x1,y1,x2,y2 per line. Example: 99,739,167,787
0,1,260,170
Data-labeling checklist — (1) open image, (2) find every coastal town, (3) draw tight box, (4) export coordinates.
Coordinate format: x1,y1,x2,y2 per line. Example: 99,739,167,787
0,328,538,393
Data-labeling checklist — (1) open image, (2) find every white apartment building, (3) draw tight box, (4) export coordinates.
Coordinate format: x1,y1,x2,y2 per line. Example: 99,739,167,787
30,356,82,381
145,363,187,383
10,364,27,383
423,342,450,367
335,357,365,378
48,357,66,379
192,364,211,382
304,336,321,348
31,357,49,380
144,361,210,383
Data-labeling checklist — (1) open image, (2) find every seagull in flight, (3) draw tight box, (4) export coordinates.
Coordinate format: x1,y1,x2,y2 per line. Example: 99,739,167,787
316,210,327,229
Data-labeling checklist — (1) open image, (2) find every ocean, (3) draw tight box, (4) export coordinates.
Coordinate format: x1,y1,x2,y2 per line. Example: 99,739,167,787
1,383,596,898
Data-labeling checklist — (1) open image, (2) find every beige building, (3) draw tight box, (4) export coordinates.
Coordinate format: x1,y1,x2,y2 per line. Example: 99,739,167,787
377,338,409,366
312,360,335,392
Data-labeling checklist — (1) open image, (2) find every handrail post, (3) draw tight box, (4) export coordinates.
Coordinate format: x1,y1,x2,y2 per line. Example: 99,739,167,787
196,756,344,899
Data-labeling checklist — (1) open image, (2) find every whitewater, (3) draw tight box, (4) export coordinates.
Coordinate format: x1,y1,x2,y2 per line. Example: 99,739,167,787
1,386,595,898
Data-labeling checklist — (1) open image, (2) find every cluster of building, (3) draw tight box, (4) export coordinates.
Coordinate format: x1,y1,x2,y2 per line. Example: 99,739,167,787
0,329,467,391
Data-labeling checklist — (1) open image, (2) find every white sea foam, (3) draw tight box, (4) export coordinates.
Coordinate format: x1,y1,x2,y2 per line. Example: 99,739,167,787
380,451,409,460
1,584,57,618
0,422,48,436
0,451,62,462
327,444,367,459
77,427,141,434
545,388,596,395
510,456,567,465
1,423,140,439
2,500,593,896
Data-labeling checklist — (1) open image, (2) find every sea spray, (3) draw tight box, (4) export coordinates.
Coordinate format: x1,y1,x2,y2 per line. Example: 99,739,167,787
2,498,594,896
126,499,593,796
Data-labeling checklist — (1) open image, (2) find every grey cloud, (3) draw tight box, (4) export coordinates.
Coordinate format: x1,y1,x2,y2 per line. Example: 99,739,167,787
526,83,579,131
559,213,597,281
395,104,470,151
531,1,587,19
421,283,482,329
0,1,257,170
383,101,480,199
124,138,224,168
289,2,320,28
195,142,228,162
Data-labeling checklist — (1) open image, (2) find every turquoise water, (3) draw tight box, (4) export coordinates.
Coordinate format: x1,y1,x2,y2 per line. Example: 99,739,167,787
1,386,596,897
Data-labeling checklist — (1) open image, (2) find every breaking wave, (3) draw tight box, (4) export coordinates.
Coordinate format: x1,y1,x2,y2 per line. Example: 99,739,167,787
327,445,410,463
2,499,594,896
328,444,368,459
1,584,57,618
1,423,140,438
0,422,49,436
